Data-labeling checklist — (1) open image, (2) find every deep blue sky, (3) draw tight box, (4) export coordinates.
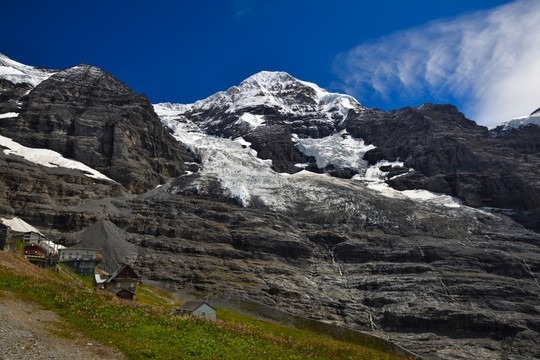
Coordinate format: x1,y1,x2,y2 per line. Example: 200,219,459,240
1,0,523,122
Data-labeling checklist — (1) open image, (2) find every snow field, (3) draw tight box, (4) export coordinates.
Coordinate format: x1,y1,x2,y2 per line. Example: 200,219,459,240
0,135,112,181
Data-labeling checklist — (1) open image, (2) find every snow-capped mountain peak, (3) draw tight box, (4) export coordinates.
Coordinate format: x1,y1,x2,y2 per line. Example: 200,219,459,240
155,71,365,139
232,70,363,114
501,111,540,130
0,53,56,87
154,71,462,211
491,107,540,136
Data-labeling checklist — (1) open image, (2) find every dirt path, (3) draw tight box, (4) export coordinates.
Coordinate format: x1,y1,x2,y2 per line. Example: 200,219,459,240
0,291,127,360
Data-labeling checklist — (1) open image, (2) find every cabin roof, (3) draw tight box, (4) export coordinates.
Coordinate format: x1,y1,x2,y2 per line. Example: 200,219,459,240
177,301,215,312
0,217,43,235
105,264,139,282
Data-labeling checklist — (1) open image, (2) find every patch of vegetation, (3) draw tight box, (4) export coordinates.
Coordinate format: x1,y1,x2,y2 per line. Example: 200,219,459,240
13,239,26,255
0,252,411,359
216,307,386,359
61,265,96,288
48,327,77,339
136,284,184,310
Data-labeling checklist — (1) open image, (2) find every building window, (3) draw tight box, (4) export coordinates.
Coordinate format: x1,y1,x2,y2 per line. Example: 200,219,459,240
116,282,121,288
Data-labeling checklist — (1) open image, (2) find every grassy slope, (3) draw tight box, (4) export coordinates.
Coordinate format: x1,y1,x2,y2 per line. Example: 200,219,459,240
0,251,411,360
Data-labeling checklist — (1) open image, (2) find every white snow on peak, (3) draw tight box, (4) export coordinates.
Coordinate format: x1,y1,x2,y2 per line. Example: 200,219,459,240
231,71,363,120
0,134,112,181
0,53,56,87
495,111,540,131
293,130,375,173
155,71,364,128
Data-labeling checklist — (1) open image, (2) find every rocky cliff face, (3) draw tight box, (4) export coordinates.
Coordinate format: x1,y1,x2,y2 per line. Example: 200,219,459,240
0,56,195,193
1,57,539,359
164,77,540,231
345,104,540,231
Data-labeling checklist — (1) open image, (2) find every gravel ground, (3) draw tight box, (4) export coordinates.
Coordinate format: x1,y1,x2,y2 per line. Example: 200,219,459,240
0,291,127,360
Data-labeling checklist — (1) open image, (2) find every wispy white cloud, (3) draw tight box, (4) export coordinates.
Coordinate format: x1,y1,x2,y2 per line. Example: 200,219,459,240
334,0,540,127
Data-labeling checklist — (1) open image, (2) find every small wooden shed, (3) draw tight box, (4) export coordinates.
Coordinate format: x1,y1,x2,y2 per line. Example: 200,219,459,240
176,301,216,321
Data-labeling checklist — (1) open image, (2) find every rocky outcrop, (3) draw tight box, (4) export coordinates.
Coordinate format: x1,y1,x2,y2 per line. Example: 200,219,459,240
0,143,122,229
0,64,195,193
343,104,540,231
243,125,304,173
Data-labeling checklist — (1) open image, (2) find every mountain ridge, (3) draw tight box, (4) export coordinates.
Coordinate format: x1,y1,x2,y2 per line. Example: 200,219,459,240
1,54,539,360
157,72,540,232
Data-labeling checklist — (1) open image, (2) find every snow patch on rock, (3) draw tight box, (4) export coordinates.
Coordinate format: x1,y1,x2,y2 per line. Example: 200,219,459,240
358,160,462,208
156,103,463,210
496,112,540,131
293,130,375,173
0,112,19,119
235,113,265,128
0,134,112,181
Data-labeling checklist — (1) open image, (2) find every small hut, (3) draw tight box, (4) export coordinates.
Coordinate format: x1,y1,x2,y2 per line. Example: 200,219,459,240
176,301,216,321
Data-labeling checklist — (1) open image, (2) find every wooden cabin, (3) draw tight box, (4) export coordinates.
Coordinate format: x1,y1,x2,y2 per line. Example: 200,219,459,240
104,264,140,300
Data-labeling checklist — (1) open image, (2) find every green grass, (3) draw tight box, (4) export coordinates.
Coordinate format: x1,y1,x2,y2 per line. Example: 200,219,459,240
0,253,411,360
13,239,26,255
136,284,184,310
58,263,96,288
216,307,388,359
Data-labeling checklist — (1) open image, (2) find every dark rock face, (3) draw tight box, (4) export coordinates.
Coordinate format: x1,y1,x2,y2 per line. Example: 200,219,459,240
0,79,31,113
58,183,540,360
243,125,304,173
0,146,122,229
343,104,540,231
0,64,195,193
